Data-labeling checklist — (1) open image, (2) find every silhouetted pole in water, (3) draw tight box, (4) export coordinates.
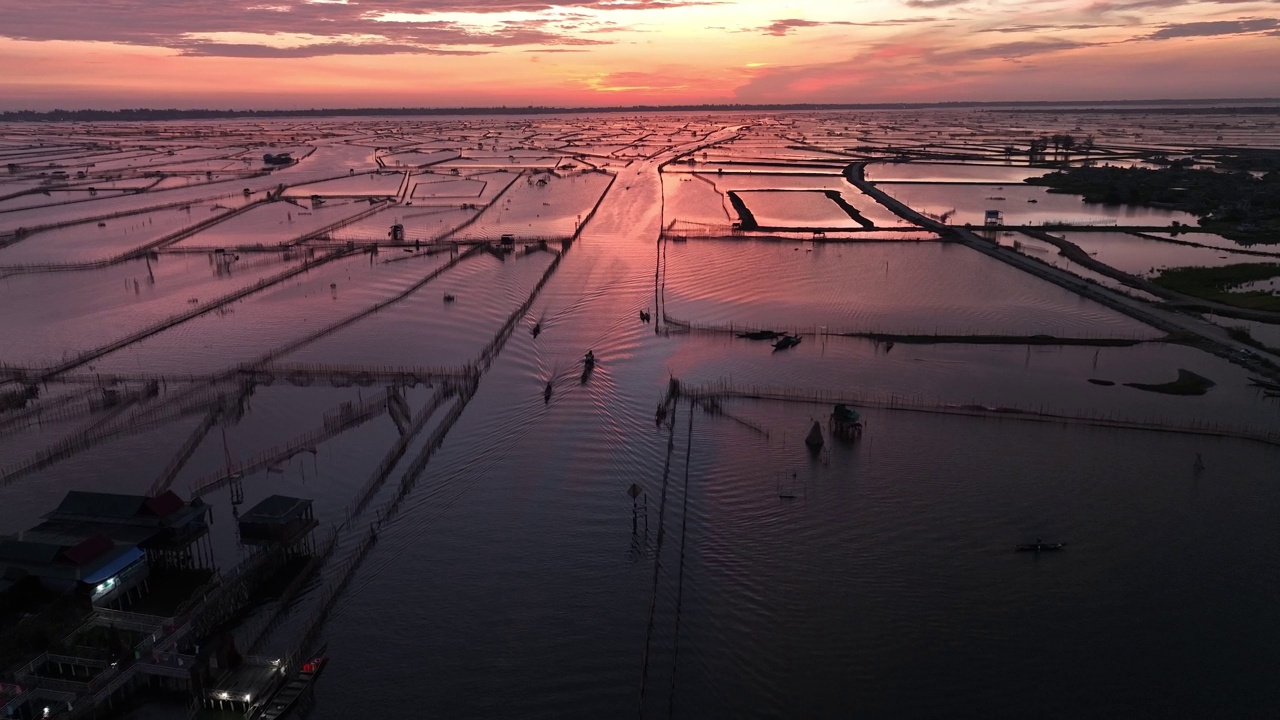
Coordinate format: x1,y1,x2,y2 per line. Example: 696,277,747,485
629,483,641,535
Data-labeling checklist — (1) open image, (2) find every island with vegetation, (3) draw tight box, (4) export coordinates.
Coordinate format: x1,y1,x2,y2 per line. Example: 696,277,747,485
1026,150,1280,243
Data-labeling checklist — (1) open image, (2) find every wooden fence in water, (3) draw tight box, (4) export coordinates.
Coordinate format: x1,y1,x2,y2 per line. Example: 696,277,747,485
659,311,1156,344
0,197,270,274
681,380,1280,448
38,248,356,381
187,387,398,498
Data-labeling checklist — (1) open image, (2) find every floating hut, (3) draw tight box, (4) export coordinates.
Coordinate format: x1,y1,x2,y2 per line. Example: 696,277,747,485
830,404,864,440
237,496,317,552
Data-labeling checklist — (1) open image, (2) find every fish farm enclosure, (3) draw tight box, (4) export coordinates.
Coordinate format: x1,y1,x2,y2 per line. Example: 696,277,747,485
2,109,1280,719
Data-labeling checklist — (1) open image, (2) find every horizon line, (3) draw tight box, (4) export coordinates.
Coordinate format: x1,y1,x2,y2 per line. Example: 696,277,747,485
3,97,1280,120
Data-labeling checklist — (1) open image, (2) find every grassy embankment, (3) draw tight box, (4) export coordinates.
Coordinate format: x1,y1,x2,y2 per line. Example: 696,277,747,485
1151,263,1280,312
823,190,874,228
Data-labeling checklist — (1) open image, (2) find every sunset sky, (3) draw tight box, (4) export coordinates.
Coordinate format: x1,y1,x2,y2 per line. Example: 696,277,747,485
1,0,1278,110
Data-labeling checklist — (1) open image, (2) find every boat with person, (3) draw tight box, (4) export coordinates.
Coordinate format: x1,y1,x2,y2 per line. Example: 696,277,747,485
1249,377,1280,392
772,334,802,351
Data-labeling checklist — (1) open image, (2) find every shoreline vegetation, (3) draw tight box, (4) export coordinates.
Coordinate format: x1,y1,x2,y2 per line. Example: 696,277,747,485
3,99,1280,122
1225,326,1280,355
1152,263,1280,312
1025,156,1280,244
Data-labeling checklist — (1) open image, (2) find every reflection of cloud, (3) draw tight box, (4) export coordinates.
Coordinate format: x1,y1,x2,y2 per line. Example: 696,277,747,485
903,0,968,7
1144,18,1278,39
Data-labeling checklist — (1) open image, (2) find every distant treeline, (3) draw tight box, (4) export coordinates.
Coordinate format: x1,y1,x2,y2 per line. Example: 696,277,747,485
2,99,1279,122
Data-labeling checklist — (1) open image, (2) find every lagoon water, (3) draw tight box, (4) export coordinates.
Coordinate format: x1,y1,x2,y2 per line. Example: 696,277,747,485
1,111,1278,719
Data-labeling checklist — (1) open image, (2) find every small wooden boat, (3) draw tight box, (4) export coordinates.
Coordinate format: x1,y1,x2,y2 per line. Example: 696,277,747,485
255,651,328,720
443,293,456,303
532,322,541,338
1249,377,1280,391
581,351,595,382
544,381,552,403
1015,542,1065,552
772,334,802,351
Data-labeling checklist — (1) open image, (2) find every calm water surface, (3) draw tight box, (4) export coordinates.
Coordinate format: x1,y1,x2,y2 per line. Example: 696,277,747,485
2,116,1278,719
